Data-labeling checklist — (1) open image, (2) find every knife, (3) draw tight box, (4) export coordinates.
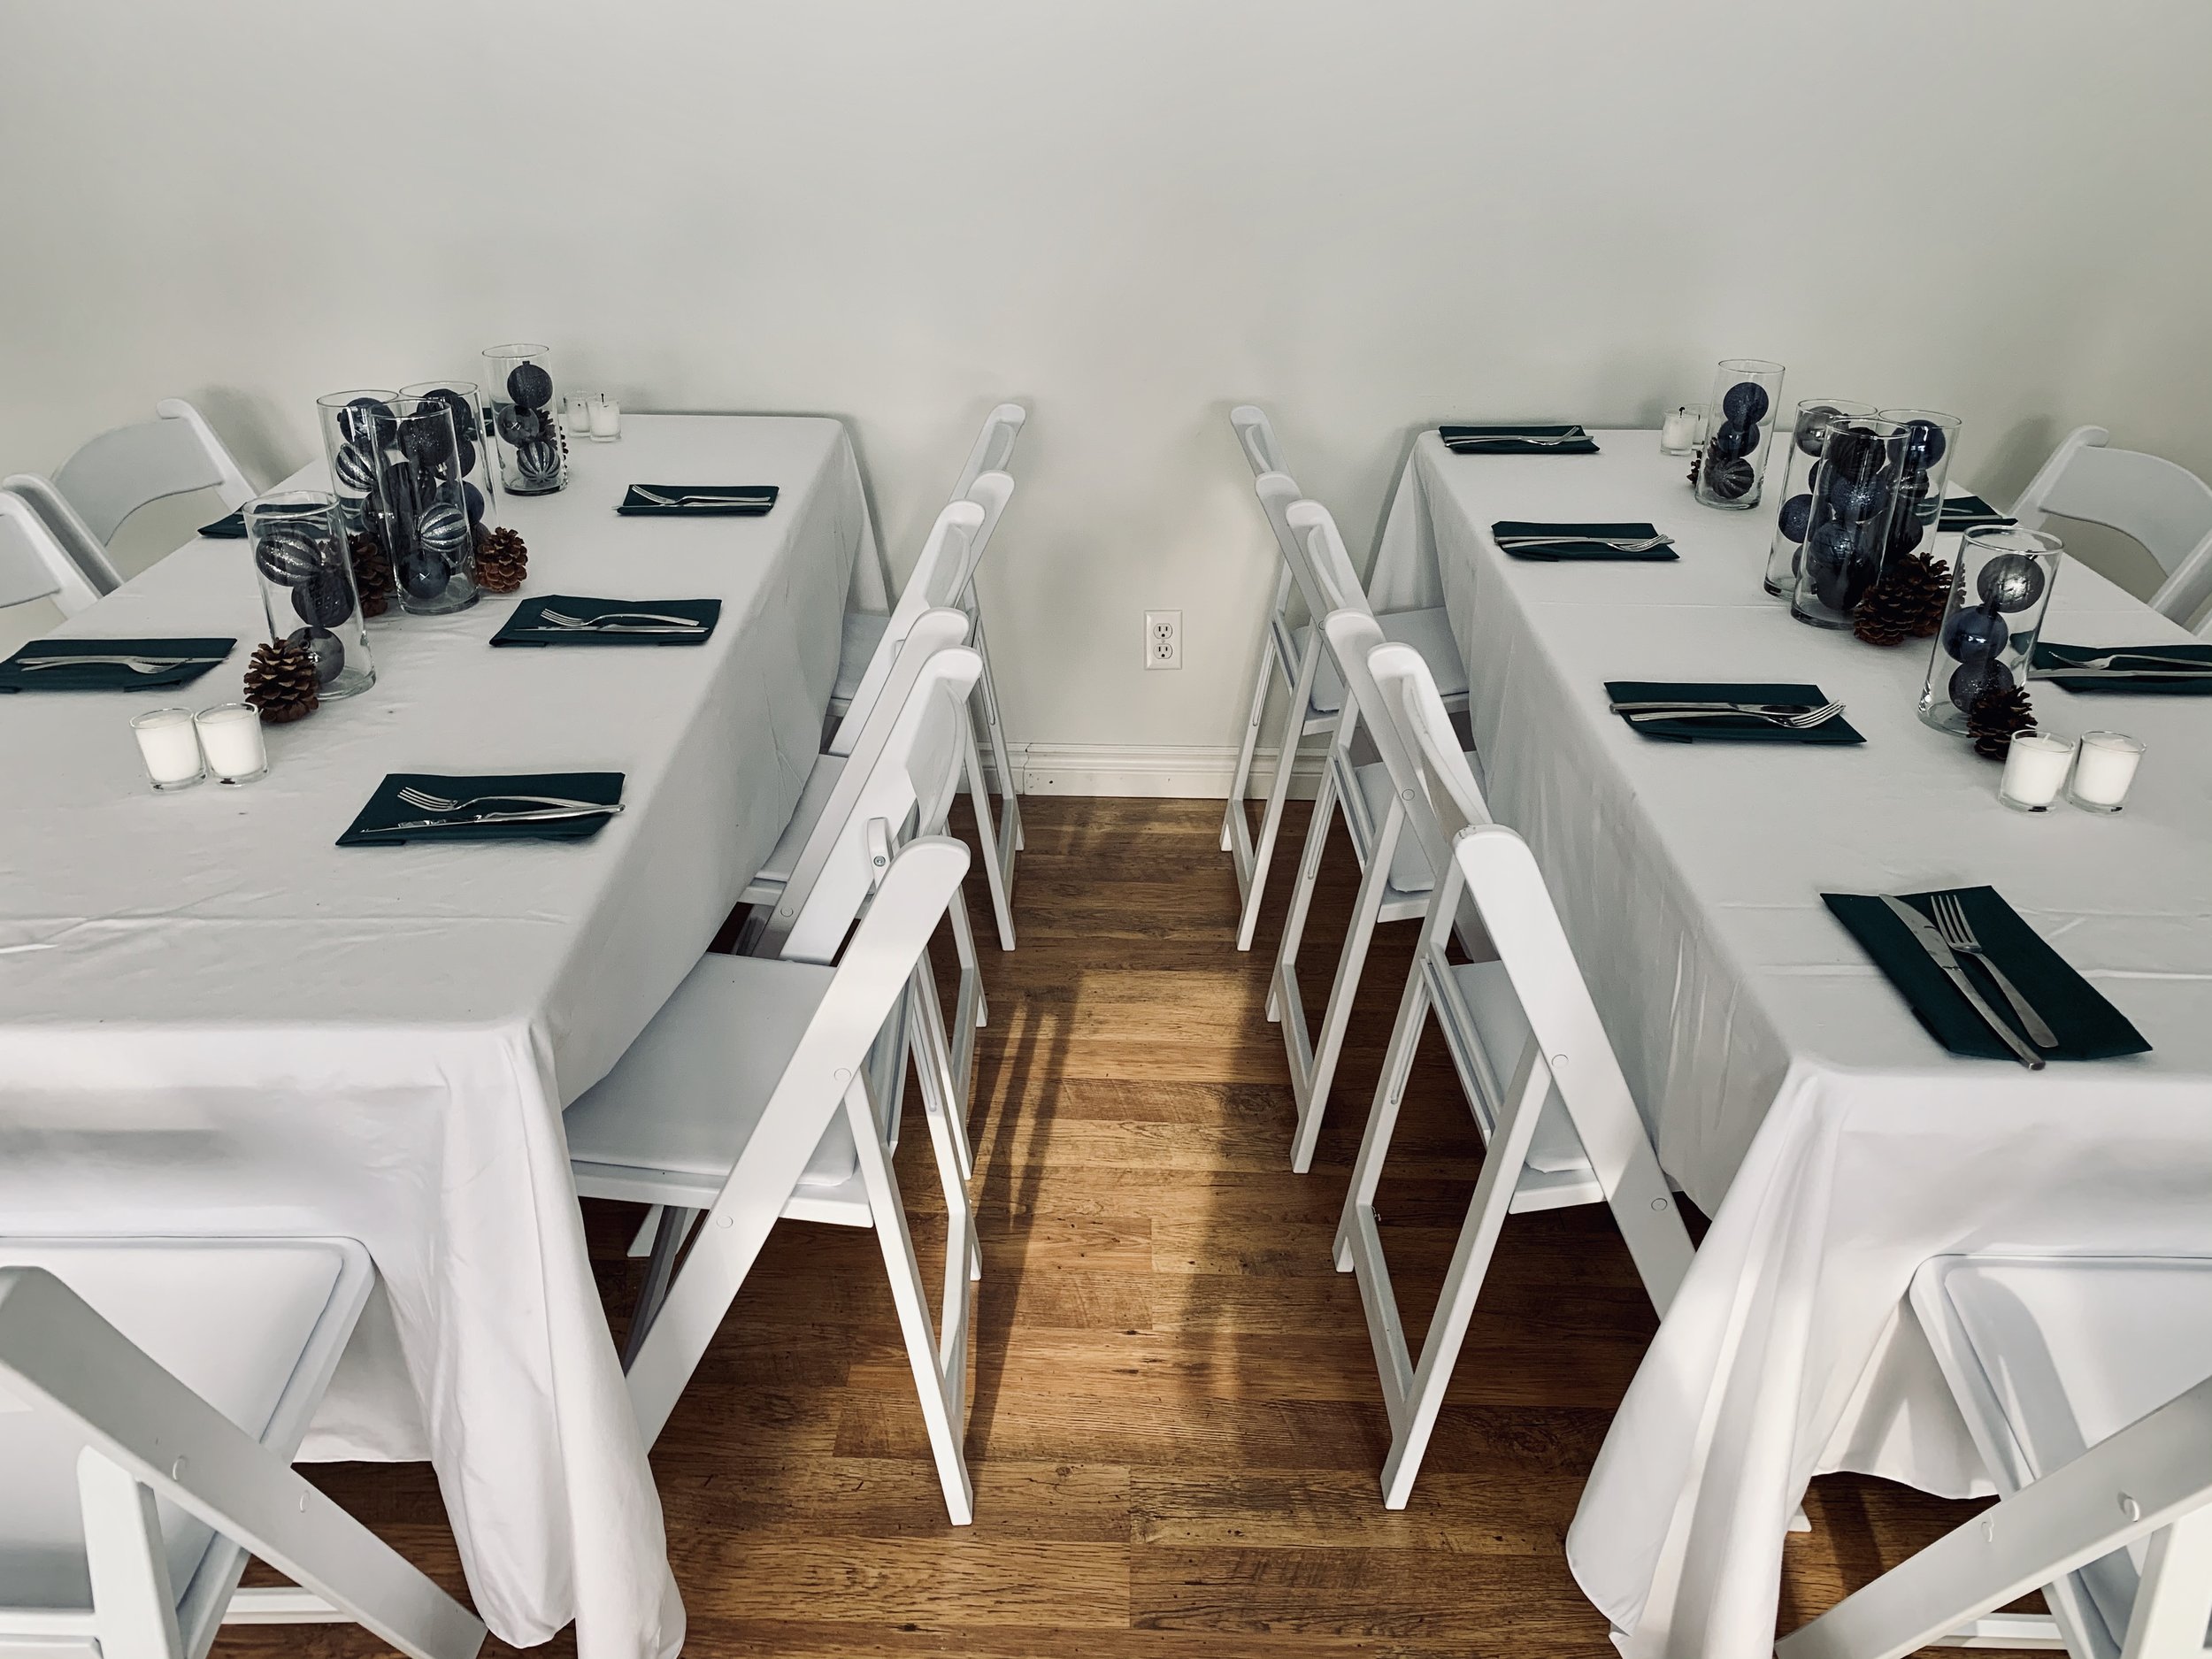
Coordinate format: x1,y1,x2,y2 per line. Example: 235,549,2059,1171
2047,646,2210,668
358,805,623,835
1878,895,2045,1070
2037,666,2212,680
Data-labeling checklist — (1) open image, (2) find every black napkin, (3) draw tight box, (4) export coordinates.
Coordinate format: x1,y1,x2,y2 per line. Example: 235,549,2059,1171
338,772,626,846
1440,424,1600,456
616,485,779,518
198,511,247,539
1493,520,1677,562
1936,493,2016,531
491,595,722,648
2032,640,2212,695
1604,680,1863,744
1823,887,2150,1062
0,638,235,693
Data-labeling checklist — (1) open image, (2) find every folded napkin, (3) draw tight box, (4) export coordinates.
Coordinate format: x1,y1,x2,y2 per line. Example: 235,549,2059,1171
1823,886,2150,1062
338,772,626,847
0,638,234,693
1440,424,1600,456
1936,493,2016,531
491,595,722,648
198,511,247,539
616,485,779,518
1604,680,1863,744
2032,640,2212,695
1492,520,1677,562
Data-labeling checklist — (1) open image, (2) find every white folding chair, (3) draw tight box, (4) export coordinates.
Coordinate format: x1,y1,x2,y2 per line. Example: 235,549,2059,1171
1779,1255,2212,1659
1222,444,1468,951
2010,426,2212,626
39,399,255,553
1332,627,1692,1508
1267,503,1478,1172
0,1239,484,1659
569,838,980,1522
0,488,116,616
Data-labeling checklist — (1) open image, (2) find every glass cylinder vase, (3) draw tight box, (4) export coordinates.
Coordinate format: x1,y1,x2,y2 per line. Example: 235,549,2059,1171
1916,525,2064,737
1694,358,1786,511
399,380,501,564
316,389,400,618
338,396,480,615
482,343,568,495
1874,408,1962,572
1790,418,1912,629
244,489,376,699
1763,398,1877,596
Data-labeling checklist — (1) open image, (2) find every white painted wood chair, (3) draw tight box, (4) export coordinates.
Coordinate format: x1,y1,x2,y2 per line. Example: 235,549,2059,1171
944,403,1026,913
1332,623,1692,1508
1779,1255,2212,1659
1267,501,1479,1172
0,1239,485,1659
1221,440,1468,952
35,399,254,557
2010,426,2212,627
569,837,980,1523
0,488,116,616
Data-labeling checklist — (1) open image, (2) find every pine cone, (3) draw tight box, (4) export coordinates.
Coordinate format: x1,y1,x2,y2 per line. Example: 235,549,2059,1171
1853,550,1953,645
474,524,528,594
242,640,320,724
349,532,393,618
1898,551,1951,638
1966,684,2035,760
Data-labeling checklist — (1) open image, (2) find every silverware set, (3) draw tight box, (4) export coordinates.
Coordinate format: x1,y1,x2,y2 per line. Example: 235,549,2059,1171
1498,533,1674,552
534,608,706,634
629,488,773,508
1608,698,1845,730
16,654,226,673
1448,434,1589,449
1880,895,2056,1070
2039,646,2212,680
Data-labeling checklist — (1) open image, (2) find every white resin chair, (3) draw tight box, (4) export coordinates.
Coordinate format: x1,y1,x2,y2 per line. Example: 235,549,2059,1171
1267,503,1478,1172
2010,426,2212,627
38,399,255,555
1333,626,1692,1508
0,1239,485,1659
1222,443,1468,952
0,488,116,615
1778,1255,2212,1659
568,838,980,1522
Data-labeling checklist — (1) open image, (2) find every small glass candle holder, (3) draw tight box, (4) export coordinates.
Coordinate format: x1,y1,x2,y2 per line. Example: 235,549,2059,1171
2068,731,2144,813
588,393,621,442
1997,728,2074,813
482,343,568,495
563,390,593,436
1694,358,1786,511
1764,398,1878,598
244,490,377,697
194,703,268,785
1875,408,1962,570
131,707,204,790
1791,418,1912,629
1660,404,1705,456
1918,525,2065,737
316,388,400,616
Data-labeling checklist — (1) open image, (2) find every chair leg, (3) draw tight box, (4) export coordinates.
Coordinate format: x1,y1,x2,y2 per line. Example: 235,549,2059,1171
1222,635,1278,853
961,719,1018,950
622,1206,700,1371
1234,636,1327,952
967,612,1024,855
2124,1506,2212,1659
1268,754,1341,1025
626,1205,663,1258
908,960,974,1184
80,1450,188,1659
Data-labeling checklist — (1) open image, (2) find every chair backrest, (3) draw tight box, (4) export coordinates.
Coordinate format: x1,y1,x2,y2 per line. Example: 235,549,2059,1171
51,400,255,547
2010,426,2212,623
1284,497,1374,621
952,404,1026,499
828,473,1012,757
765,611,983,963
0,488,112,615
1230,405,1287,479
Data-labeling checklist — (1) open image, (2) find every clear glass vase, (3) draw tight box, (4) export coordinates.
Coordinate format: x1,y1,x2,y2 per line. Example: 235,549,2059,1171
1763,398,1877,596
1694,358,1786,511
482,343,568,495
1917,526,2064,736
1875,408,1962,570
316,388,400,618
244,489,376,698
399,380,501,565
1789,418,1912,629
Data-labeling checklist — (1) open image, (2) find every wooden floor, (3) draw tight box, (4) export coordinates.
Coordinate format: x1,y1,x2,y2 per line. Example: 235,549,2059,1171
217,795,2025,1658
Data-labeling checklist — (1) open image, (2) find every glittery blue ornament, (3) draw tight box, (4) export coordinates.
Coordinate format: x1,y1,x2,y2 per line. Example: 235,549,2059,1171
1701,455,1755,500
1886,510,1926,559
1707,421,1756,461
1901,418,1947,470
420,387,478,442
291,567,357,629
252,527,321,585
1794,407,1841,458
332,442,378,495
517,439,561,483
505,363,553,411
1778,494,1814,542
1823,426,1886,481
1943,601,2008,663
1722,381,1770,426
1824,470,1893,523
399,555,449,603
415,500,469,557
1976,552,2047,613
335,396,392,448
463,481,486,525
494,403,539,444
1949,656,2015,713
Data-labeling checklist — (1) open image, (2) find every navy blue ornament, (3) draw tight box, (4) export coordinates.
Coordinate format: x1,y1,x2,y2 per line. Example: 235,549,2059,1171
399,554,449,603
1949,656,2015,713
462,481,486,525
1886,510,1927,559
517,438,561,483
285,626,345,687
1702,455,1755,500
1901,418,1947,470
415,501,469,557
399,413,454,471
420,387,477,442
1824,469,1893,523
1809,518,1857,568
252,527,321,585
1778,494,1814,542
1976,552,2046,613
1794,407,1840,458
1897,465,1932,504
332,442,378,495
335,396,392,448
495,404,543,444
449,436,478,480
1722,381,1770,426
1823,426,1886,481
505,363,553,411
1707,421,1757,461
1943,601,2008,663
291,567,357,629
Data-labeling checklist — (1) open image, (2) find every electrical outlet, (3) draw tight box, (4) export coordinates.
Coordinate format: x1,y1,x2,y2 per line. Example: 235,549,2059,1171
1145,610,1181,670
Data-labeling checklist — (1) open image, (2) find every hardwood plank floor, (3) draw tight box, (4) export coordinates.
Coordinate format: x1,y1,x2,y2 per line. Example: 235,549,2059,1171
213,795,2032,1657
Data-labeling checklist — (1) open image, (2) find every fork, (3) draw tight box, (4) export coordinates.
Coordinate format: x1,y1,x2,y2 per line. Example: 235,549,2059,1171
1448,434,1587,449
631,488,772,507
1498,534,1674,552
395,786,625,817
1621,699,1844,730
18,654,220,673
535,608,705,632
1928,891,2059,1049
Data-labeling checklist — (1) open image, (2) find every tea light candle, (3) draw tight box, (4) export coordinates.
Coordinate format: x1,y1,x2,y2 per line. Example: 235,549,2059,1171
194,702,268,785
1997,728,2074,812
1660,404,1703,455
131,707,204,790
589,395,621,442
564,393,592,436
2068,730,2144,812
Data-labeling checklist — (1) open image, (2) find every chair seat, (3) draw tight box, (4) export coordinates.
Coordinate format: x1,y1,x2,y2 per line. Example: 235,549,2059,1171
831,611,890,711
739,754,847,901
0,1239,363,1617
1350,749,1480,901
1919,1255,2212,1653
565,953,879,1223
1446,960,1594,1178
1294,607,1469,717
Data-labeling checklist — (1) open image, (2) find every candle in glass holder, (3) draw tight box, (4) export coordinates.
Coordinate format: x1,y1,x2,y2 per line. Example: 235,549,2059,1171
1661,404,1704,455
564,392,592,436
132,707,204,790
2068,730,2143,812
589,395,621,442
195,702,268,785
1997,729,2074,813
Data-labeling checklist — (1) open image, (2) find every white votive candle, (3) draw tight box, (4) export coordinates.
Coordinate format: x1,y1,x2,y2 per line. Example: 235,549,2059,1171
2068,730,2143,812
132,707,204,790
1997,729,2073,812
589,395,621,442
1660,405,1703,455
195,702,268,784
564,392,592,435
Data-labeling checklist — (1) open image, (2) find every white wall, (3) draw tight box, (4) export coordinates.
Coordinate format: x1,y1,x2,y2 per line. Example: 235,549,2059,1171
4,1,2209,776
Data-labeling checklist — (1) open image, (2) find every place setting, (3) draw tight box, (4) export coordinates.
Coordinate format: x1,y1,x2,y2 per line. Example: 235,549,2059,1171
1604,680,1860,742
0,636,234,692
615,483,780,517
336,771,627,845
2030,637,2212,692
490,595,722,647
1491,519,1677,561
1439,422,1600,455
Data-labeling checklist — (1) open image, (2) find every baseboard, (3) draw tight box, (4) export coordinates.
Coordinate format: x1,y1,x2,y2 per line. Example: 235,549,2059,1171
1003,742,1325,800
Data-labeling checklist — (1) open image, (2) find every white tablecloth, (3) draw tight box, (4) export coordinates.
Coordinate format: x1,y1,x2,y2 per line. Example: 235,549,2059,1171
1373,432,2212,1658
0,415,879,1659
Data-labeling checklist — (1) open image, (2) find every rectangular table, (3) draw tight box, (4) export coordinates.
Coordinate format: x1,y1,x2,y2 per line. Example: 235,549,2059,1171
0,415,880,1659
1372,430,2212,1658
